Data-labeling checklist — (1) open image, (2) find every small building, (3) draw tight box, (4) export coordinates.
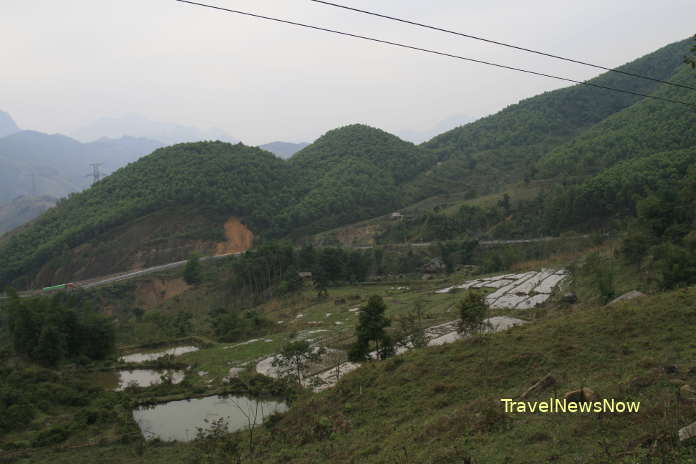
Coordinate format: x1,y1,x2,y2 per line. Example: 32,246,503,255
298,271,313,280
390,212,404,220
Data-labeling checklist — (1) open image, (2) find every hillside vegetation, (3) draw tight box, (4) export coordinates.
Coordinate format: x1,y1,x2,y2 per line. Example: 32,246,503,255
0,127,435,287
403,38,693,201
2,38,695,288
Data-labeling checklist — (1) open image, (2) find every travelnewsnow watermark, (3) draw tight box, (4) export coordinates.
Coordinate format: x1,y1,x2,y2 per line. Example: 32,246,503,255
500,398,640,414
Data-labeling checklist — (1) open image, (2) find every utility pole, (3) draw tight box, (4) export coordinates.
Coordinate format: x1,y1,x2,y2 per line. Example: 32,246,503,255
85,163,105,185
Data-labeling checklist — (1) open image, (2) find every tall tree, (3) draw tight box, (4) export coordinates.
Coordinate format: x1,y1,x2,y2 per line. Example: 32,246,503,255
349,295,393,361
457,291,489,336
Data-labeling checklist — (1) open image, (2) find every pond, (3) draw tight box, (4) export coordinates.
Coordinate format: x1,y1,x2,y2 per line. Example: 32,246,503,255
90,369,185,391
120,345,199,363
133,395,288,441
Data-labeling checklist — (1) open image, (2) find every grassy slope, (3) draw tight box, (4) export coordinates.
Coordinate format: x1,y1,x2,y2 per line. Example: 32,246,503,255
20,284,696,464
14,241,696,463
249,289,696,463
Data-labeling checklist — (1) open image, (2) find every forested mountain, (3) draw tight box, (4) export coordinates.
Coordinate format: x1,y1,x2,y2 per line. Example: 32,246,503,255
0,110,19,138
537,64,696,177
0,131,162,204
259,141,310,159
0,142,292,286
1,38,695,288
402,38,693,202
0,126,434,285
284,124,438,234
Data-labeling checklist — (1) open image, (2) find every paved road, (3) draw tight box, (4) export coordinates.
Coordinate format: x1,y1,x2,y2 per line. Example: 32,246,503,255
2,234,592,299
2,252,241,299
352,235,589,250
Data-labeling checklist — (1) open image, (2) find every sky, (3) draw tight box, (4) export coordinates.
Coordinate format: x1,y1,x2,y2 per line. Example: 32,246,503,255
2,0,695,145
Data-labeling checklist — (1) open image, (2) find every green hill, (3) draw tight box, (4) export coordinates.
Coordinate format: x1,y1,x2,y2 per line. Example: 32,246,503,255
0,127,435,287
403,38,693,202
284,124,438,235
2,38,695,288
0,142,291,287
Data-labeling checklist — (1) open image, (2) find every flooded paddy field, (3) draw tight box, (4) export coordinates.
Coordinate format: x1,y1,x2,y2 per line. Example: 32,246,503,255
133,395,288,441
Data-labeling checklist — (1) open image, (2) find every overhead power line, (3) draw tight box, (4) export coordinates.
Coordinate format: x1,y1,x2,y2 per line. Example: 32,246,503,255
175,0,696,110
310,0,696,93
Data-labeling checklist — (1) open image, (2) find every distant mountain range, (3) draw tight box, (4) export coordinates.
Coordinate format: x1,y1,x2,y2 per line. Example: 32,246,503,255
258,141,310,159
0,130,163,205
70,113,240,146
0,110,315,235
0,110,20,138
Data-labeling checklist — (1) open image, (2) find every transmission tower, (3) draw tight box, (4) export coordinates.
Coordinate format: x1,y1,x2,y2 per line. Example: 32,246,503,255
85,163,105,185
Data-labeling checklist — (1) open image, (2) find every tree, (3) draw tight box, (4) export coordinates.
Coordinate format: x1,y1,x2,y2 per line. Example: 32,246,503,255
298,244,316,271
272,340,325,385
33,319,67,366
349,295,393,361
685,34,696,68
313,269,329,299
4,292,114,364
498,193,511,214
457,291,489,336
168,311,193,337
184,254,203,285
394,299,428,350
325,350,348,384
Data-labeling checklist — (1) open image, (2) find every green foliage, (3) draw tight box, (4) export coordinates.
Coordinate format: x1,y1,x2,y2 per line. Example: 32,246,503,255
183,254,203,285
394,300,428,350
349,295,393,361
617,167,696,289
192,417,241,464
684,34,696,68
207,307,272,343
0,142,291,286
380,206,497,243
0,365,123,441
272,339,325,385
438,240,479,273
584,253,616,304
408,39,692,202
4,292,115,365
457,291,488,335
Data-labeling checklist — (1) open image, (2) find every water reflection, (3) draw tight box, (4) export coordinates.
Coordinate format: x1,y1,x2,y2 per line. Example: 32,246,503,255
133,395,288,441
90,369,184,391
120,345,199,363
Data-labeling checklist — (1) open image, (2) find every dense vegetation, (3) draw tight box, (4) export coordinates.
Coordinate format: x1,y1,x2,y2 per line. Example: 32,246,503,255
3,291,115,365
1,38,695,292
403,38,693,202
0,142,292,285
0,126,436,286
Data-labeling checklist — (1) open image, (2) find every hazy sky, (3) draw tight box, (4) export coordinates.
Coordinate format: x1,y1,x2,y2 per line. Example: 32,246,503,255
2,0,694,144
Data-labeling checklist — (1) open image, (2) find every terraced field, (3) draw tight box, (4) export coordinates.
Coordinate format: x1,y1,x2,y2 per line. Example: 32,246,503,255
436,269,568,309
